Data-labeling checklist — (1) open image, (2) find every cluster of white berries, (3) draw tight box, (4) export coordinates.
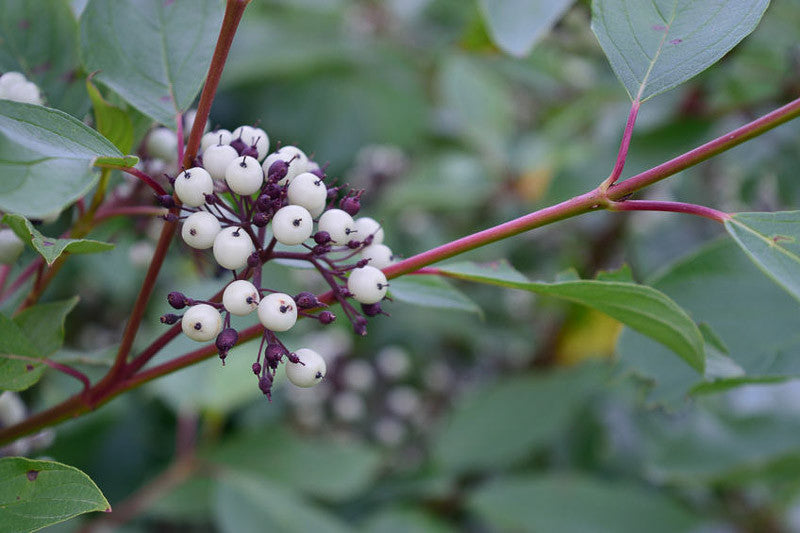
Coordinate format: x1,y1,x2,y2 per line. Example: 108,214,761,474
155,123,396,396
0,72,44,105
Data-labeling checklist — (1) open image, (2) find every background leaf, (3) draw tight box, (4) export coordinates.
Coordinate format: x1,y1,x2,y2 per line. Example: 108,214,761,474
389,275,482,316
80,0,224,127
2,214,113,266
479,0,575,57
0,457,109,531
591,0,770,101
86,78,133,153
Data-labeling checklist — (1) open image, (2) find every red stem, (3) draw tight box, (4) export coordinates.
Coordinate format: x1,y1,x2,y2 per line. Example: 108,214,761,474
0,258,42,303
119,167,168,196
0,265,10,294
603,100,640,189
2,354,91,393
176,113,185,164
608,200,730,222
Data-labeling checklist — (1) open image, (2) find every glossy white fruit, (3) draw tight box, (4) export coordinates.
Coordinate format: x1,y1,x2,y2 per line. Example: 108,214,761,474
202,143,239,180
225,156,263,195
271,205,313,245
181,211,221,249
0,229,25,264
287,172,327,216
353,216,384,245
285,348,327,388
174,167,213,207
347,265,388,304
181,304,222,342
212,226,255,270
360,243,393,269
257,292,297,332
200,129,232,152
222,279,260,316
145,127,178,162
318,209,355,245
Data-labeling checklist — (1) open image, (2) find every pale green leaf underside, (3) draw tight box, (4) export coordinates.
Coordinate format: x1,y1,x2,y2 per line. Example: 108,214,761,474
591,0,770,101
437,260,705,372
2,214,113,266
0,457,110,532
479,0,575,57
725,211,800,304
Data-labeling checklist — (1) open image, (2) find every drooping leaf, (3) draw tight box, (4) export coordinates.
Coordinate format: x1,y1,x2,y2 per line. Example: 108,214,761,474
86,78,133,153
436,261,705,372
389,275,482,316
0,457,109,532
2,214,113,266
80,0,224,127
725,211,800,304
591,0,771,101
0,100,120,218
479,0,575,57
14,297,79,357
468,474,700,533
0,0,88,116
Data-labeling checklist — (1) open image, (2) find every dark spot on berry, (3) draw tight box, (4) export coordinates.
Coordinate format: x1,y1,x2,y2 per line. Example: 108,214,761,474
194,322,202,330
315,372,323,379
26,470,38,481
292,218,301,227
189,228,197,236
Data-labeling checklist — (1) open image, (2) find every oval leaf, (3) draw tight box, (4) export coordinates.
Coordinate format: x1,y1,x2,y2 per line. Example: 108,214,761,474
725,211,800,304
479,0,575,57
389,275,482,316
436,260,705,372
0,457,110,532
2,214,114,266
591,0,770,101
80,0,224,127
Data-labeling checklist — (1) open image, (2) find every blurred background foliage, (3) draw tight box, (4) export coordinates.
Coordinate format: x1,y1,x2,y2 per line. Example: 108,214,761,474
3,0,800,531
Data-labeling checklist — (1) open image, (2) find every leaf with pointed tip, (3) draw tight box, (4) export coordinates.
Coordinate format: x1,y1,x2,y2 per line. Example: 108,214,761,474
80,0,224,127
0,457,110,532
87,78,133,153
436,261,705,372
478,0,575,57
591,0,770,101
725,211,800,304
2,214,113,266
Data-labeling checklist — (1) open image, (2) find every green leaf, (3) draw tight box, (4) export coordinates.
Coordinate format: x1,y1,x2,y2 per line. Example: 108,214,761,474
468,474,700,533
86,78,133,153
361,508,456,533
0,0,89,116
479,0,575,57
2,214,113,266
0,100,121,218
0,297,79,391
0,457,110,531
725,211,800,304
93,155,139,169
389,275,482,316
214,473,350,533
437,260,705,372
433,364,607,473
80,0,224,127
591,0,770,101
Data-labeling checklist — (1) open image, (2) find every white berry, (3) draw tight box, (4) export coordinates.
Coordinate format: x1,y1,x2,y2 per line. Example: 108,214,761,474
286,348,327,388
202,143,239,180
200,129,232,152
213,226,255,271
225,156,263,195
174,167,213,207
257,292,297,332
262,146,310,185
223,279,260,316
0,229,25,264
348,265,388,304
287,172,327,216
271,205,313,245
318,209,355,245
181,211,221,249
181,304,222,342
233,125,269,161
183,109,209,139
360,243,393,269
354,217,384,245
145,127,178,162
0,72,26,91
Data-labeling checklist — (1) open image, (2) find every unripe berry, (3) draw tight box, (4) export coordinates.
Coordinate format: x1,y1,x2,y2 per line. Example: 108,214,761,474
145,127,178,161
200,129,232,152
157,194,176,208
212,226,255,271
215,327,239,354
181,211,221,249
353,217,384,245
271,205,313,246
253,211,270,227
340,194,361,216
287,172,327,216
174,167,213,207
294,292,322,309
225,156,263,195
160,313,180,325
232,125,269,161
285,348,327,388
222,280,260,316
347,265,388,304
313,231,331,245
252,362,262,375
167,291,188,309
202,143,239,180
181,303,222,342
262,146,309,185
360,243,393,269
361,302,383,317
318,209,355,245
257,292,298,332
0,229,25,264
319,310,336,324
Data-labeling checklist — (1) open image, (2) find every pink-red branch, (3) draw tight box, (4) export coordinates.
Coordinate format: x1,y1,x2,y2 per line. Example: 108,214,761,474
608,200,730,222
603,100,641,189
119,167,168,196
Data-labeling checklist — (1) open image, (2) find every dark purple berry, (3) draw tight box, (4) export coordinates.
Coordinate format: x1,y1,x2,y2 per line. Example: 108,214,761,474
361,303,382,317
163,213,179,222
340,195,360,216
252,362,262,375
319,311,336,324
204,193,217,204
253,211,270,227
294,292,323,309
158,194,176,208
247,251,261,268
215,328,239,353
160,313,180,325
353,316,368,336
258,374,273,397
230,136,247,155
265,182,283,199
268,160,288,182
312,244,331,256
256,194,271,211
240,144,259,159
167,291,188,309
313,231,331,245
347,240,362,250
310,166,325,179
